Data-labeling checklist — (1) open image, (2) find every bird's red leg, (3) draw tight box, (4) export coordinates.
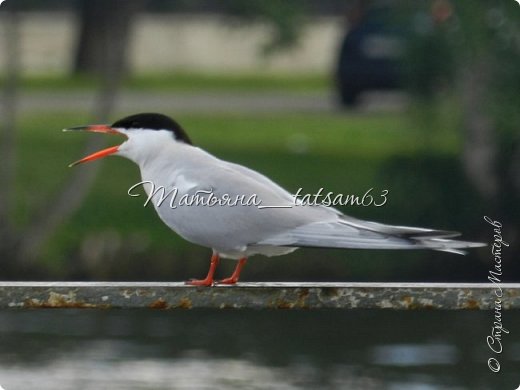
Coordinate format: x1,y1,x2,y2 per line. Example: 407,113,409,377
216,257,247,285
185,252,220,286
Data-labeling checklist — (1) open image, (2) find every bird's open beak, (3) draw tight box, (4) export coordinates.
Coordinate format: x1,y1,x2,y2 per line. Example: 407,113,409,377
64,124,126,167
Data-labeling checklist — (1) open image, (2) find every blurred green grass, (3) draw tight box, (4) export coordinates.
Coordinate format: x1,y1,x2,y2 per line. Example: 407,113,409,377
13,108,486,281
4,72,329,93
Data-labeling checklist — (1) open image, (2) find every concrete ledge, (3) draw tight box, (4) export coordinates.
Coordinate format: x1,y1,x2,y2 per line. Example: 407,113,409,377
0,282,519,310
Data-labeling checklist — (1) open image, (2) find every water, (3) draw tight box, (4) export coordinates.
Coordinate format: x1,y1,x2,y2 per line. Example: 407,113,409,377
0,310,518,389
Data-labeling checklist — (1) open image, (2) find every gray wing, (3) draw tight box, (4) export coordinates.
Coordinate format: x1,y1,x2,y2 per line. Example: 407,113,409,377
155,155,338,252
255,216,485,254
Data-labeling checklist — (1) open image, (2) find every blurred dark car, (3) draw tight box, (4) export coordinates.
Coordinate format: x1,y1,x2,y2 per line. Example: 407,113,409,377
336,8,405,106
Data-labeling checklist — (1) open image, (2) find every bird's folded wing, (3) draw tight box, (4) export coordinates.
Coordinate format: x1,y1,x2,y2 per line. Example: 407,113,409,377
254,219,485,254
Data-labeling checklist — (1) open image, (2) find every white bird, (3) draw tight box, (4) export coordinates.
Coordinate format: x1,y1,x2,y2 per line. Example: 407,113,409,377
65,113,485,286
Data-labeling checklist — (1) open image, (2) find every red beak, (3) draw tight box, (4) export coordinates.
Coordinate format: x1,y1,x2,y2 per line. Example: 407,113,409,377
64,124,125,167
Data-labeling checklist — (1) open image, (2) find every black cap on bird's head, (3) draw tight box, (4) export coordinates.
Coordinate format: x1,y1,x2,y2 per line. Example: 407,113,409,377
64,113,192,167
111,113,192,145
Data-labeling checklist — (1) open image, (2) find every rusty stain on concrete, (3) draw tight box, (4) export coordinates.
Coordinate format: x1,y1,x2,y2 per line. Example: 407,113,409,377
148,298,170,309
463,299,480,310
176,298,192,309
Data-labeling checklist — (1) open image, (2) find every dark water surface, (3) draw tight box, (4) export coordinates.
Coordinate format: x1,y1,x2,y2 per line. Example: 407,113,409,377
0,310,518,389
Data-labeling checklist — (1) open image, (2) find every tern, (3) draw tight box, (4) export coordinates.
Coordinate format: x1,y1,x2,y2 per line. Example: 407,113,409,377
65,113,484,286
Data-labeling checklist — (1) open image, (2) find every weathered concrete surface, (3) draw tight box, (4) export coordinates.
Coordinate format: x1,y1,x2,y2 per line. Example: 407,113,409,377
0,282,519,310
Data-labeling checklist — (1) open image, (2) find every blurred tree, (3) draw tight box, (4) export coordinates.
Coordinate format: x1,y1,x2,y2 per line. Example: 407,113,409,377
404,0,519,251
72,0,305,75
224,0,306,54
0,7,20,261
19,50,123,265
0,2,123,275
73,0,149,75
